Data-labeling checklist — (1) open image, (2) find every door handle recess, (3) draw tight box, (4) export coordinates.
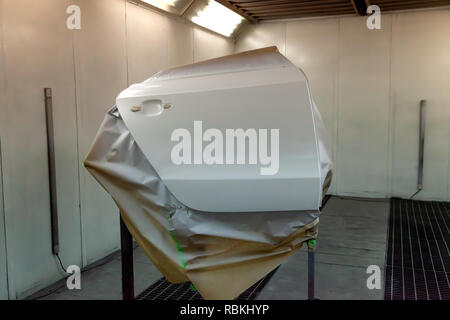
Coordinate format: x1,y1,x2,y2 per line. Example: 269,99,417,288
131,99,164,117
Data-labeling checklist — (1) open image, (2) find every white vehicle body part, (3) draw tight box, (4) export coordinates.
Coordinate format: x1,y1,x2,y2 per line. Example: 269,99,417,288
116,47,332,212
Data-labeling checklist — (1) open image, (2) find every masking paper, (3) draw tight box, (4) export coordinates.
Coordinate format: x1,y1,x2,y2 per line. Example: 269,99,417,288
85,107,322,299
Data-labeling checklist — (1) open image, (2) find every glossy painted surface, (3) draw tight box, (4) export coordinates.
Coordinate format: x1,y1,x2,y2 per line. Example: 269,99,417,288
117,50,325,212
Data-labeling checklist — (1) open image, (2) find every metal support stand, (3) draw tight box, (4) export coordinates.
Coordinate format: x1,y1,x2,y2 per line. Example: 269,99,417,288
307,239,316,300
120,215,134,300
119,210,317,300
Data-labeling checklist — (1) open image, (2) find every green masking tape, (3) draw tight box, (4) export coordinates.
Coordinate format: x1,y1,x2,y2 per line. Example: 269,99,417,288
307,239,317,248
162,207,187,269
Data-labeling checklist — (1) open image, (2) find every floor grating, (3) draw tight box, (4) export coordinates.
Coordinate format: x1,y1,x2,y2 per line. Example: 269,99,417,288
385,198,450,300
136,267,279,300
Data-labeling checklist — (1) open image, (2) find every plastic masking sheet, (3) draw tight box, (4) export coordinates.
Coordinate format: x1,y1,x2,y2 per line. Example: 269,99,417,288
84,106,321,300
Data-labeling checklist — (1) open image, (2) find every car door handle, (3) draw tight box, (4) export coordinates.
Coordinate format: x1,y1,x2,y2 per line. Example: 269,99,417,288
131,99,164,117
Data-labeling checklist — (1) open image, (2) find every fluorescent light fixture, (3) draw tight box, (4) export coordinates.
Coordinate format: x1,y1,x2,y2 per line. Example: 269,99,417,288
189,1,245,37
161,0,177,6
138,0,193,15
141,0,178,7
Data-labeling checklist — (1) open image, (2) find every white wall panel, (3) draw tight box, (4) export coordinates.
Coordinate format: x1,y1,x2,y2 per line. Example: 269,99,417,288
0,0,244,299
390,10,450,201
235,22,286,54
126,3,168,84
336,16,391,197
0,0,9,299
0,0,81,298
0,141,7,300
236,10,450,200
285,18,339,194
167,17,193,67
73,0,128,265
193,27,233,62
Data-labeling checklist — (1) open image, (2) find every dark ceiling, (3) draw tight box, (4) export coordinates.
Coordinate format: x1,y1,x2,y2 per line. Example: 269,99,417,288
216,0,450,23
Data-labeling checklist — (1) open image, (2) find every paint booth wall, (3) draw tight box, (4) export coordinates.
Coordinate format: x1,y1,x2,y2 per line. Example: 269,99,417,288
236,8,450,202
0,0,233,299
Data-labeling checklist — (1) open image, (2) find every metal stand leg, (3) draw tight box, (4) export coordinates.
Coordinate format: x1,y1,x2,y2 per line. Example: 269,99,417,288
307,239,316,300
120,214,134,300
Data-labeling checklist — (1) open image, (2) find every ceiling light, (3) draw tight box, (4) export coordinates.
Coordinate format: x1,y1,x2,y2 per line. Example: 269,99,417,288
161,0,177,6
141,0,178,7
189,0,245,37
138,0,193,15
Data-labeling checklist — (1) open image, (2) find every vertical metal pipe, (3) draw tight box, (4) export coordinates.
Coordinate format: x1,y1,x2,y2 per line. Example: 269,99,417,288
44,88,59,255
120,215,134,300
307,239,316,300
308,249,315,300
417,100,426,191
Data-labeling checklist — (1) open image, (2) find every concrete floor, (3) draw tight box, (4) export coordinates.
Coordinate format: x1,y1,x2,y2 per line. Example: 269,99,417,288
35,196,389,300
32,245,163,300
258,197,389,299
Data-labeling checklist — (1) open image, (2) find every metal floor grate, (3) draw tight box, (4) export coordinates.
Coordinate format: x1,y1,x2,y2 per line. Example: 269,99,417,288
136,267,278,300
385,198,450,300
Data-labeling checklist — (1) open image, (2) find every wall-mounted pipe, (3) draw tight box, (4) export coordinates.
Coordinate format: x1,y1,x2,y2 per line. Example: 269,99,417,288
44,88,59,254
417,99,426,191
411,99,426,199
